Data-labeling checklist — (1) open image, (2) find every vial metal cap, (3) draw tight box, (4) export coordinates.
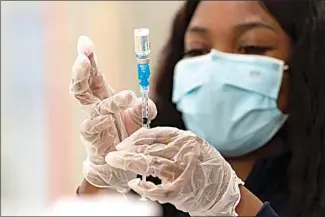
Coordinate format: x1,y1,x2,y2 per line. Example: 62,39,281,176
134,28,150,56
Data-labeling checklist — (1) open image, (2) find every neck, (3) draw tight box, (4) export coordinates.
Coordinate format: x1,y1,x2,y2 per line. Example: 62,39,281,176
228,158,255,181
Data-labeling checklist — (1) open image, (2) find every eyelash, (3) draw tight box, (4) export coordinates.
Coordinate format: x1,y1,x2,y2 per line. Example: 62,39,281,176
183,46,273,58
183,49,207,58
238,45,273,55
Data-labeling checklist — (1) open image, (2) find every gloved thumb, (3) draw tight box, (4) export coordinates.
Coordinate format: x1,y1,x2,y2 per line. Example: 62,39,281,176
124,98,157,126
77,35,94,56
93,90,137,116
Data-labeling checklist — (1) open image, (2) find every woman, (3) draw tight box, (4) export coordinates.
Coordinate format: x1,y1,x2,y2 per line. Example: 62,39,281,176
70,1,325,216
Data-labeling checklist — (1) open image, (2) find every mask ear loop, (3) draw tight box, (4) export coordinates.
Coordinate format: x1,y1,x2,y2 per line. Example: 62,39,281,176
284,65,289,71
283,64,291,76
277,63,291,154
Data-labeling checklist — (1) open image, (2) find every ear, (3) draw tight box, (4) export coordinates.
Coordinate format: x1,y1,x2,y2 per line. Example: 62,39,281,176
283,64,289,71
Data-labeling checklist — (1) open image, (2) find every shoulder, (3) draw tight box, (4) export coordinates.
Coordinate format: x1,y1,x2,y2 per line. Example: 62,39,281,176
256,202,279,217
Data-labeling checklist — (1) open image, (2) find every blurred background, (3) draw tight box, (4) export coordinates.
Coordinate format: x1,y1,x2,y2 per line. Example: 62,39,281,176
1,1,183,214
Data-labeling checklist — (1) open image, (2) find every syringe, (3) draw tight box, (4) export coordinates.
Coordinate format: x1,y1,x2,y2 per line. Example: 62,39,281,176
134,28,151,201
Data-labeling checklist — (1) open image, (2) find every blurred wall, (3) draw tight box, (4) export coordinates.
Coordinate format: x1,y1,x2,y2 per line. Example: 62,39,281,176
1,1,183,214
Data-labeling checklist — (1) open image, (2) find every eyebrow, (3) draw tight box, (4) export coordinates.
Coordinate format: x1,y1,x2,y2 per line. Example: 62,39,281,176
186,26,209,35
186,21,276,36
235,21,276,34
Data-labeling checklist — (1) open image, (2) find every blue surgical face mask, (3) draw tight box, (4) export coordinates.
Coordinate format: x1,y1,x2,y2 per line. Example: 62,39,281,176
172,49,288,157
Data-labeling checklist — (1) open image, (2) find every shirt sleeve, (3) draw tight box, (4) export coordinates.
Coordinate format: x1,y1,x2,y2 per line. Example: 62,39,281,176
256,202,279,217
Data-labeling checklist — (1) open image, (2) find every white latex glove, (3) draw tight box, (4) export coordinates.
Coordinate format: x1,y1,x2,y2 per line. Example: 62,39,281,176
69,36,157,192
105,127,244,216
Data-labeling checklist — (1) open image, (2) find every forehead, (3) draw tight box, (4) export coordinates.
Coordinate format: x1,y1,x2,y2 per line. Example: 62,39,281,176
189,1,282,32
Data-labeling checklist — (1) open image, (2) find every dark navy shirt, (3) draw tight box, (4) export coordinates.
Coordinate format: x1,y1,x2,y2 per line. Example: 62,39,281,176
245,151,291,216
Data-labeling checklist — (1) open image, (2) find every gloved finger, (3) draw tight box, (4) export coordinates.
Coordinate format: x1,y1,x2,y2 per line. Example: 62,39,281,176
88,69,114,100
127,97,158,122
135,127,201,147
127,143,196,175
83,160,134,190
128,178,172,203
128,158,198,196
105,151,183,180
123,98,157,135
128,159,197,204
77,35,94,57
134,128,201,161
120,143,177,161
92,90,137,116
80,115,114,136
70,54,98,105
78,35,114,100
116,127,200,157
116,127,180,151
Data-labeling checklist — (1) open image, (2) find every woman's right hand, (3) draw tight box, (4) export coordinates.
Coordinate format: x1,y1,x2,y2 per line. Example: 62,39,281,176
69,36,157,192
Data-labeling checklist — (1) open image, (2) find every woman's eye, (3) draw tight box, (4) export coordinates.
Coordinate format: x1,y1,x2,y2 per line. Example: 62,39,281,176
183,49,207,58
238,45,272,55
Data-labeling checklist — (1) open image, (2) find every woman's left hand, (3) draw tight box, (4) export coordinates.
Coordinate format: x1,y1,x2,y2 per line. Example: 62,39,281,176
105,127,244,216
